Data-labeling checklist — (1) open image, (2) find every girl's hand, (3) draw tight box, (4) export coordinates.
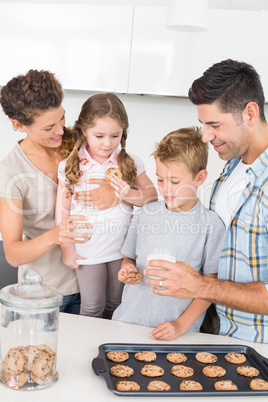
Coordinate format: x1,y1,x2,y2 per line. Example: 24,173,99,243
118,263,141,285
150,320,186,341
62,247,85,270
111,176,130,200
55,215,92,244
75,178,119,210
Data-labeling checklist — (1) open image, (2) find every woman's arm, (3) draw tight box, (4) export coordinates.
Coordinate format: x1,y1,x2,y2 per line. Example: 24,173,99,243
111,172,157,207
0,191,90,267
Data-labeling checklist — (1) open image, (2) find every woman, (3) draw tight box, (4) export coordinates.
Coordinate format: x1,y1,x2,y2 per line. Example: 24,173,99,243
0,69,92,313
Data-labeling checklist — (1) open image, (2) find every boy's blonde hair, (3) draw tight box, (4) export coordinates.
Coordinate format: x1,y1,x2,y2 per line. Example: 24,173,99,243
153,127,208,177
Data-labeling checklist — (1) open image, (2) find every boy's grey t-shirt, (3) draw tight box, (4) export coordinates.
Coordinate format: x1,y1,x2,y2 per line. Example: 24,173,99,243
112,200,225,330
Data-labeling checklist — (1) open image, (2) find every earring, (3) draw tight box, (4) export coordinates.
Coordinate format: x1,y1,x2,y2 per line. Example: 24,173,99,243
12,125,17,131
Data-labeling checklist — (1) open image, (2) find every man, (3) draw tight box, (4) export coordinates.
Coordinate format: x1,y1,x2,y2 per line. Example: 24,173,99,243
145,59,268,343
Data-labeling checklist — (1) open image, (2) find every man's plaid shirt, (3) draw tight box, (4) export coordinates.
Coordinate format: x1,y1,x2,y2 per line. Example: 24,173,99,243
210,150,268,343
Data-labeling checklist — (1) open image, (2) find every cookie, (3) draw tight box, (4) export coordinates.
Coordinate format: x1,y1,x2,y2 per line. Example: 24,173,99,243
195,352,217,364
105,167,122,183
237,366,259,377
135,351,156,362
166,352,187,364
214,380,238,390
33,344,56,358
32,371,54,385
107,351,129,363
3,371,29,388
224,352,246,364
110,364,134,378
202,365,226,378
141,365,164,377
124,271,144,280
116,381,140,391
2,348,25,375
147,380,171,391
171,365,194,378
32,350,55,377
250,378,268,390
180,380,203,391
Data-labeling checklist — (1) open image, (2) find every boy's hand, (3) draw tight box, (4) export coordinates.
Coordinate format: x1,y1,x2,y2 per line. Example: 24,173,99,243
150,320,186,341
118,263,143,285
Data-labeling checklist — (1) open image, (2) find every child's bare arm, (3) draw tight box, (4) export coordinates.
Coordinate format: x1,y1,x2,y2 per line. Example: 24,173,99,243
151,273,217,341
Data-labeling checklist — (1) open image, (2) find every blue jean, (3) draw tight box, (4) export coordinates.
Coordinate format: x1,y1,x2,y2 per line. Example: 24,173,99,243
60,293,81,315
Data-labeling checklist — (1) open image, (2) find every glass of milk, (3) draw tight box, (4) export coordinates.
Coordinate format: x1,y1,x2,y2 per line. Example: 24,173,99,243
70,200,98,240
147,249,176,288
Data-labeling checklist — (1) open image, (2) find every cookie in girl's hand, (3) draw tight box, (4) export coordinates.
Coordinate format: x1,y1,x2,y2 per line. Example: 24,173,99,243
105,167,122,183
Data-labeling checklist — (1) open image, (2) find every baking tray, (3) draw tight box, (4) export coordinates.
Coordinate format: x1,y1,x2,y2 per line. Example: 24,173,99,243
92,343,268,397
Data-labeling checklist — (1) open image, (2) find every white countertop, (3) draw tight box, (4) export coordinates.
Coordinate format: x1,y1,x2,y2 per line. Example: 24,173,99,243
1,312,268,401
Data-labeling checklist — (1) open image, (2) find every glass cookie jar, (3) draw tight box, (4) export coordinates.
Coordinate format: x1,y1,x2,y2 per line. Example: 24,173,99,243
0,270,63,390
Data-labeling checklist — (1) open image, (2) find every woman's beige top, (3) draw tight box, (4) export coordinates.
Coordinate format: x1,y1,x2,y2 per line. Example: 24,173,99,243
0,142,79,295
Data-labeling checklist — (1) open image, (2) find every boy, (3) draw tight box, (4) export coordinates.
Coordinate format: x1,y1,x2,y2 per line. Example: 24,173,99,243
112,127,225,340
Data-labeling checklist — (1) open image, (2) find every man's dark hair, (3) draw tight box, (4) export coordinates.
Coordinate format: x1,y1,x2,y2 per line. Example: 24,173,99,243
188,59,266,122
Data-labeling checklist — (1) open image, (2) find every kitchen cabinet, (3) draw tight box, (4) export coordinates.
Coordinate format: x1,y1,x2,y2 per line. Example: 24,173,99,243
128,7,268,99
0,3,133,93
1,3,268,99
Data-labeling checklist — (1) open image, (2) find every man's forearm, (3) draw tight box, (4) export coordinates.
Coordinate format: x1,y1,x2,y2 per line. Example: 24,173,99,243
199,277,268,315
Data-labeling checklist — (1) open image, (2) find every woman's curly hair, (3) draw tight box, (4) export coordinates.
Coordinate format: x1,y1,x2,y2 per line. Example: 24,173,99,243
0,69,74,156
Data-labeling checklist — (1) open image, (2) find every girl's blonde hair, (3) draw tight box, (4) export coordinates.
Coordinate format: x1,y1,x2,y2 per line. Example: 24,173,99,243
65,93,137,196
153,127,208,177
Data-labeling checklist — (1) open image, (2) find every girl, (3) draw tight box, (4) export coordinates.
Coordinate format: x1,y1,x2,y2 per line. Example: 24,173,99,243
56,93,157,318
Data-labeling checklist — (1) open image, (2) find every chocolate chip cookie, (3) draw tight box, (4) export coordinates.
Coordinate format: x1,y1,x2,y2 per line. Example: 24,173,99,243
171,365,194,378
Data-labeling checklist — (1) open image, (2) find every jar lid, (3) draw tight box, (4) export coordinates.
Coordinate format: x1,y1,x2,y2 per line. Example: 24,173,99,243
0,270,63,310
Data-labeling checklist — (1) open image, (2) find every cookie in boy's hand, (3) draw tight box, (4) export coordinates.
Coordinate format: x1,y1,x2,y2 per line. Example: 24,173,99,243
123,271,144,280
105,167,122,183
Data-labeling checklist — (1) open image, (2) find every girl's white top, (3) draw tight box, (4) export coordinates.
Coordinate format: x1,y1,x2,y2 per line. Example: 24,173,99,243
58,144,145,264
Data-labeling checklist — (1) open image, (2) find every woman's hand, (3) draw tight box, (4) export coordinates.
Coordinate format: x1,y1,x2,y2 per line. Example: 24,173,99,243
75,178,119,210
111,176,131,200
55,215,92,244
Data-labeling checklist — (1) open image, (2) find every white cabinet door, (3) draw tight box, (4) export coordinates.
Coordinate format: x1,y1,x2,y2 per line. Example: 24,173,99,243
129,7,268,98
0,4,133,93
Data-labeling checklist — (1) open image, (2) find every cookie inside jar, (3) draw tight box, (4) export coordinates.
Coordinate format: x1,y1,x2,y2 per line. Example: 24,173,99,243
0,270,62,390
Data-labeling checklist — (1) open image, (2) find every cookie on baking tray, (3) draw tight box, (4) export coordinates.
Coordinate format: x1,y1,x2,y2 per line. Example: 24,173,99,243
110,364,134,378
141,365,164,377
147,380,171,391
179,380,203,391
202,365,226,378
171,365,194,378
105,167,122,183
214,380,238,390
106,351,129,363
116,380,140,391
237,366,259,377
195,352,217,364
123,271,144,280
250,378,268,390
134,351,156,362
224,352,246,364
166,352,187,364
